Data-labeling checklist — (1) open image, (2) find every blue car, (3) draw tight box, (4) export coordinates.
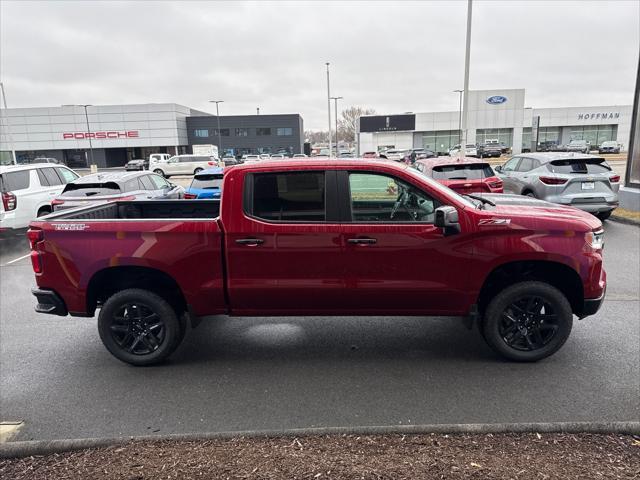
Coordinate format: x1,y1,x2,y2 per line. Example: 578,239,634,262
184,167,224,199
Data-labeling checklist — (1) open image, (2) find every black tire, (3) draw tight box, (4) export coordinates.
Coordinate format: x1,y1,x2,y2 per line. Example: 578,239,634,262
596,210,613,221
523,191,536,198
37,207,51,217
482,281,573,362
153,169,165,177
98,289,183,366
194,167,203,175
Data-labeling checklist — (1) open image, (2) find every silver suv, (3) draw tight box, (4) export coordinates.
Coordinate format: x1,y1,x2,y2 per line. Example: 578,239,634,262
495,153,620,220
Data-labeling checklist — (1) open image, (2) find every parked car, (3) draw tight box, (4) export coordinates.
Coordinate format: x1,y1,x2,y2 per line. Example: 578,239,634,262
149,153,171,170
270,154,286,159
566,140,591,154
414,157,503,194
125,158,148,171
30,157,61,164
449,144,479,158
243,154,261,162
259,154,271,160
362,151,378,158
598,141,620,154
51,171,184,211
537,141,560,152
495,153,619,220
380,149,409,161
478,142,502,158
152,155,218,178
413,149,436,160
292,154,308,158
222,157,240,166
339,152,354,158
30,159,606,366
184,167,224,199
0,163,79,233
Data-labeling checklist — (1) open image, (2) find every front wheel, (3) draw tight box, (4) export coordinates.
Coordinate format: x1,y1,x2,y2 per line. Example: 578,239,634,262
482,281,573,362
98,289,183,366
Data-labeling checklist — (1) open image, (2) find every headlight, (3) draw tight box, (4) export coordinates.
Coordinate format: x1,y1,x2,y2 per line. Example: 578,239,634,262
586,229,605,251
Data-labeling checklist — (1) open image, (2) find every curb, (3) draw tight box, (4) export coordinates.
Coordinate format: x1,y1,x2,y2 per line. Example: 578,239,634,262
610,215,640,227
1,422,639,459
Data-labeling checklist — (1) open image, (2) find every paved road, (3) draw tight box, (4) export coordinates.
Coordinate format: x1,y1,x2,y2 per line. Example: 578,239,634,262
0,222,638,442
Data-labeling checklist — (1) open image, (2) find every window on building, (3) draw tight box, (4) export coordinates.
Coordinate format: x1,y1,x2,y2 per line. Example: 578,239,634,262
421,130,460,155
249,172,326,222
537,127,561,143
235,128,249,137
476,128,513,147
522,127,532,149
570,125,617,146
194,129,209,138
276,127,293,136
349,172,438,223
257,128,271,136
220,129,230,136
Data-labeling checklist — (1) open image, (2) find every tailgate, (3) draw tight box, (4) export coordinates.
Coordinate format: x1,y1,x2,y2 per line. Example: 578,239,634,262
29,217,226,316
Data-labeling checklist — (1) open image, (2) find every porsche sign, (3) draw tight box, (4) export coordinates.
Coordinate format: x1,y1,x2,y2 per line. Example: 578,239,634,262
62,131,139,139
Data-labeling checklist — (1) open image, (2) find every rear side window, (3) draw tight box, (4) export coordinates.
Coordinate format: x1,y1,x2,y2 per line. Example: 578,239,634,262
548,159,611,174
61,182,122,197
249,172,325,221
0,170,30,191
39,167,63,186
191,174,223,190
432,163,495,180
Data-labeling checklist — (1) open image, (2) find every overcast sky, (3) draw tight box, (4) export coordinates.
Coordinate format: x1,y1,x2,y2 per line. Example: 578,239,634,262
1,0,638,130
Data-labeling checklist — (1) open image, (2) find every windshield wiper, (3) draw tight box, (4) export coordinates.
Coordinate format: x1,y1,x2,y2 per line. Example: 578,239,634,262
465,194,496,208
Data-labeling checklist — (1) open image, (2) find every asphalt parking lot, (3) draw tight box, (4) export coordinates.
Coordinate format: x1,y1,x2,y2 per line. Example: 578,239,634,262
0,218,638,442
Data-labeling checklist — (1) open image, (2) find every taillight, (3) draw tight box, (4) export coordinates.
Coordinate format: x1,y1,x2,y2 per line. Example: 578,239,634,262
184,192,197,199
610,175,620,183
488,179,503,188
27,228,44,250
30,250,43,273
51,199,65,209
2,191,16,211
539,176,568,185
207,161,216,166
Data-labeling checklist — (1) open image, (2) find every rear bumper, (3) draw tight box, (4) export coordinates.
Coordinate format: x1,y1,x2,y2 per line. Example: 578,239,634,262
32,288,68,316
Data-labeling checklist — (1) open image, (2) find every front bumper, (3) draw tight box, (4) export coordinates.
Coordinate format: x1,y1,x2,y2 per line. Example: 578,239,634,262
32,288,68,316
579,287,606,318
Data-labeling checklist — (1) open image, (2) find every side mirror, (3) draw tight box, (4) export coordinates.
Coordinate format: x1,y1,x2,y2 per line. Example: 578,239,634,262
494,165,502,173
435,206,461,236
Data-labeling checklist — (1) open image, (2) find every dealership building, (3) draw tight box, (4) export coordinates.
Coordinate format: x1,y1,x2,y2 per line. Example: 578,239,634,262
357,89,633,156
0,103,304,167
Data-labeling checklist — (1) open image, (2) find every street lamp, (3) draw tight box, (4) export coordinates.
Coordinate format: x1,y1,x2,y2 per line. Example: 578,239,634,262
453,90,463,145
325,62,332,158
330,96,343,156
63,104,94,166
209,100,224,157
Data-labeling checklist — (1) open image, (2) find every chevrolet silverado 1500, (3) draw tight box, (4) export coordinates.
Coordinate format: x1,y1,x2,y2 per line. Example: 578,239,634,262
28,160,606,365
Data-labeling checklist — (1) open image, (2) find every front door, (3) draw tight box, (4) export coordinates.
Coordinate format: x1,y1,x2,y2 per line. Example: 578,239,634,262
224,170,345,315
498,156,521,193
338,171,470,315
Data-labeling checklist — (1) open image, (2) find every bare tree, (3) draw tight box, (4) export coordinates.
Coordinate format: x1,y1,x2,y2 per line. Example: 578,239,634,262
304,130,329,145
338,106,376,142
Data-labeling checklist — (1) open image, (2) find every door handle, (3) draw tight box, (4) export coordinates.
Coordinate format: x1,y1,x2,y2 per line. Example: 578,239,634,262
235,238,264,246
347,238,377,245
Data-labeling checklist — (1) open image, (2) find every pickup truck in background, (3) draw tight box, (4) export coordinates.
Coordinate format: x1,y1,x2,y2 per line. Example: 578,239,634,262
28,160,606,365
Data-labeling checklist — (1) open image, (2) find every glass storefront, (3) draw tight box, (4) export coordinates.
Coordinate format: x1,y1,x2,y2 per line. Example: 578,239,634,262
537,127,561,143
522,127,532,151
569,125,617,147
421,130,460,155
476,128,513,147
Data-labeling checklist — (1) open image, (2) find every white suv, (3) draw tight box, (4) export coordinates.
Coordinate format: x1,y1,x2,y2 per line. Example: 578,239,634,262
0,163,79,232
151,155,218,178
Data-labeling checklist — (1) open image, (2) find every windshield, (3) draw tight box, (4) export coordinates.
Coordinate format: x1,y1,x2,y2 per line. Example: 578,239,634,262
432,163,495,180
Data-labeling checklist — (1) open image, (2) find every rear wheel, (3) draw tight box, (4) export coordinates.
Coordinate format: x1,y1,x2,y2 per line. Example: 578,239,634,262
481,281,573,362
523,190,536,198
596,210,613,221
153,169,165,177
37,207,51,217
98,289,183,366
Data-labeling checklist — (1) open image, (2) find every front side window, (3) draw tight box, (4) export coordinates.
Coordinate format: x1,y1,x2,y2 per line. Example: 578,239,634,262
194,129,209,138
149,174,169,189
502,157,520,172
276,127,293,136
139,175,156,190
124,179,142,192
349,172,437,223
56,167,79,184
235,128,249,137
249,172,325,221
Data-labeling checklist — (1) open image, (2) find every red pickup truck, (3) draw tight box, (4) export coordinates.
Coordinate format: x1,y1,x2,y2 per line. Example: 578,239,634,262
28,160,606,365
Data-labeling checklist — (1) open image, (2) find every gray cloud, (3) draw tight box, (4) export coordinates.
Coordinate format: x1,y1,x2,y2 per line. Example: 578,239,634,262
1,0,638,130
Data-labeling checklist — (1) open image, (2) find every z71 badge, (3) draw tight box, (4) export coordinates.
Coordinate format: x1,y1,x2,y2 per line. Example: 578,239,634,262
478,218,511,226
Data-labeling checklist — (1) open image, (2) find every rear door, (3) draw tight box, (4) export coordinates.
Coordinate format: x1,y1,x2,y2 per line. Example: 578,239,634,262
224,169,345,314
338,170,470,314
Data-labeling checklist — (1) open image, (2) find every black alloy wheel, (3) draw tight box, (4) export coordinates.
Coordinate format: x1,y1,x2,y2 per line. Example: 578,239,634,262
110,302,166,355
98,289,183,365
482,281,573,362
498,296,559,351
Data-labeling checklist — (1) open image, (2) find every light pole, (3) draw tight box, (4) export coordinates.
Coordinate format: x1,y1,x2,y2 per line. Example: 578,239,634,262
209,100,224,157
325,62,332,157
460,0,473,160
63,104,94,166
330,96,343,155
453,90,463,145
256,107,260,115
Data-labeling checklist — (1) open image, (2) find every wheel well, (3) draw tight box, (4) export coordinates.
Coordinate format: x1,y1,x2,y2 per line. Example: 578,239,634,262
477,261,583,316
37,205,51,216
86,266,187,316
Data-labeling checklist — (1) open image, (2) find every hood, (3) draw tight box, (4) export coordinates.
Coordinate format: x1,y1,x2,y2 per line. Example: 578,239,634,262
477,194,601,230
